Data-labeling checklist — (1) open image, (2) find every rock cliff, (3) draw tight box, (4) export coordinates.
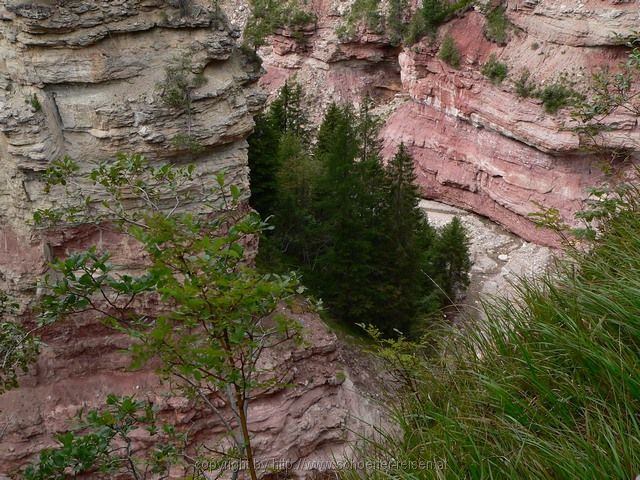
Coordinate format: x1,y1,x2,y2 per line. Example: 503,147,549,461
0,1,378,477
0,0,263,298
252,0,640,245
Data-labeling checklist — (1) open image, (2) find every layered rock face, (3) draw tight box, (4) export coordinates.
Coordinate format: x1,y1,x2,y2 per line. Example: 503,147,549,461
253,0,640,245
0,307,377,477
0,1,377,476
0,0,262,297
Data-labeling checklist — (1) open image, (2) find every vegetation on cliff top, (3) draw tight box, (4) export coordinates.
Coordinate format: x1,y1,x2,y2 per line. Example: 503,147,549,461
337,0,475,46
244,0,315,48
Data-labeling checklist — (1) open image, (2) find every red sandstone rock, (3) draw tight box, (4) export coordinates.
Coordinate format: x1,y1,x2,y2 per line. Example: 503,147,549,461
252,1,640,246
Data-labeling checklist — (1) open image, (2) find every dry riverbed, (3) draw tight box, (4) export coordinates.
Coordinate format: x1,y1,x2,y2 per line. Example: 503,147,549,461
420,200,555,322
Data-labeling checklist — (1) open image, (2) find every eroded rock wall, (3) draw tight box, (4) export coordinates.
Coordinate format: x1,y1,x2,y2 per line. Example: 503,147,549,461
250,0,640,245
0,0,260,296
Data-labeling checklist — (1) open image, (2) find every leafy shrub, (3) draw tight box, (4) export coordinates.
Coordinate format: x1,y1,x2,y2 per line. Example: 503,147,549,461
438,34,461,69
514,68,537,98
483,5,509,44
538,82,581,114
244,0,316,48
404,0,474,44
481,54,508,84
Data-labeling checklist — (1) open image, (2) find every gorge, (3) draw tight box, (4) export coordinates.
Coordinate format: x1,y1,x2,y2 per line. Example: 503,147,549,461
0,0,639,478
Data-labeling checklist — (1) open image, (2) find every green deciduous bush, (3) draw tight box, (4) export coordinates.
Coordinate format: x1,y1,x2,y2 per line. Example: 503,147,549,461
27,154,306,480
481,54,508,84
22,395,190,480
438,34,461,68
538,81,582,114
244,0,315,48
483,4,509,44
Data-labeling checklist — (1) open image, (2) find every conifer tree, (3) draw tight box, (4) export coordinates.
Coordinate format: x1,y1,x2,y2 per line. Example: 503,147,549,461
272,132,322,266
310,104,387,323
248,112,280,216
269,81,307,140
431,216,471,300
249,90,472,338
249,81,309,235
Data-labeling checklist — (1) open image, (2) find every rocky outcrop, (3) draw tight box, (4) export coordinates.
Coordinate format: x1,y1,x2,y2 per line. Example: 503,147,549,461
0,0,261,297
253,1,404,123
0,1,379,477
250,0,640,245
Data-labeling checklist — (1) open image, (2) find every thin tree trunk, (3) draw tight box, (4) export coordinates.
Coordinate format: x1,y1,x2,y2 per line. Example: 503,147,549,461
235,392,258,480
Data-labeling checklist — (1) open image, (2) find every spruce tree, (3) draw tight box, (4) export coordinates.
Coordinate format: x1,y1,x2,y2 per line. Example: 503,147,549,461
431,216,472,300
269,81,307,140
248,112,280,216
272,132,322,266
310,104,389,324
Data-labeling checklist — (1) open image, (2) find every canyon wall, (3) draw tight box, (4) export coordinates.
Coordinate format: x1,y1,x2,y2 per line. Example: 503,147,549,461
0,1,375,476
252,0,640,245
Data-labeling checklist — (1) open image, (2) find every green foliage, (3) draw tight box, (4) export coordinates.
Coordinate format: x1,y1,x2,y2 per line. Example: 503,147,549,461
429,216,471,300
248,81,309,218
386,0,410,46
481,54,508,84
515,69,583,114
483,4,509,45
250,94,472,337
336,0,410,46
157,55,205,110
348,190,640,479
338,0,474,45
25,93,42,112
244,0,315,48
35,156,305,480
514,68,537,98
571,46,640,130
22,394,191,479
343,0,384,35
157,54,206,138
438,34,461,69
404,0,474,44
538,81,582,114
268,81,308,140
170,132,205,154
0,291,40,394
